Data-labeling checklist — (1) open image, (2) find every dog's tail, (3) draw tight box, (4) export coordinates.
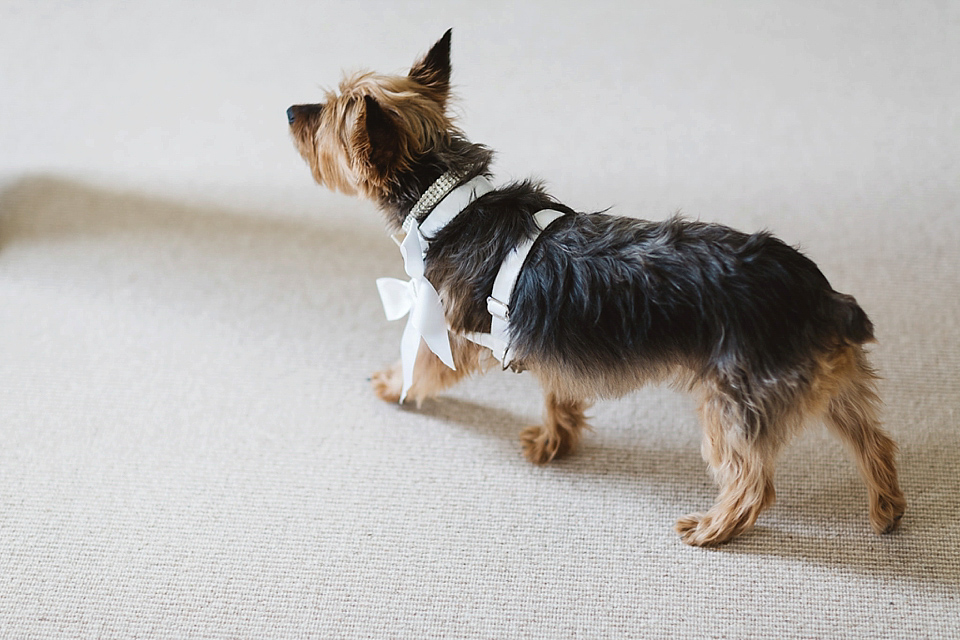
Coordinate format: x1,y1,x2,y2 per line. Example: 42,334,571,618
831,292,875,345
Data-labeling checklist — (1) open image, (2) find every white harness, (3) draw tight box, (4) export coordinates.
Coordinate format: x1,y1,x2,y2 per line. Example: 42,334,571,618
376,171,564,402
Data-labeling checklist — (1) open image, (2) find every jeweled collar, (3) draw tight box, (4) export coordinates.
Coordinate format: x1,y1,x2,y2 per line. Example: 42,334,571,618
394,171,494,246
403,170,464,232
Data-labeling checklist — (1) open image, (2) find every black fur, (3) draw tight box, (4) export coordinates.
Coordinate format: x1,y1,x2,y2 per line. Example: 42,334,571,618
511,214,872,379
410,154,874,440
413,160,873,382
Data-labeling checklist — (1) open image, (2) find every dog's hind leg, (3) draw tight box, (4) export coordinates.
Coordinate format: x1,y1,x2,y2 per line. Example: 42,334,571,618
676,387,780,546
820,347,905,534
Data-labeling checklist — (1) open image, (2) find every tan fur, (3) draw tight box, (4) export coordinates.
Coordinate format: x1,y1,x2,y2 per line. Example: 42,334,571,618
520,392,590,465
676,383,784,545
672,344,904,545
819,347,906,534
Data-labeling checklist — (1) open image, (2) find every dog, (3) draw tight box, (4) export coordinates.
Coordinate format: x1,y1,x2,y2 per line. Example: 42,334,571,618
286,30,905,546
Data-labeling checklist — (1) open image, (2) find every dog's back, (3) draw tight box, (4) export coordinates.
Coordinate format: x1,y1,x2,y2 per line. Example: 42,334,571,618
508,213,870,384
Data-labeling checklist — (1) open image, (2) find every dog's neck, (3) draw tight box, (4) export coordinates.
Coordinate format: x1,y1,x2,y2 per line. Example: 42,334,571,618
377,136,494,231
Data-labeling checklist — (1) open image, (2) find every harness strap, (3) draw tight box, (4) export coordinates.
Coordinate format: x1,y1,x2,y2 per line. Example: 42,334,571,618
463,209,565,367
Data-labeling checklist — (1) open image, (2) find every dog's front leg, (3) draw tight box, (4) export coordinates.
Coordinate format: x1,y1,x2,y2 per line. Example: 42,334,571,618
520,388,590,464
371,334,489,406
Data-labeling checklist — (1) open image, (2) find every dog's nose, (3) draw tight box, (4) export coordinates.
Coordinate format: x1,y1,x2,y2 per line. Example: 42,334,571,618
287,103,323,126
287,104,323,126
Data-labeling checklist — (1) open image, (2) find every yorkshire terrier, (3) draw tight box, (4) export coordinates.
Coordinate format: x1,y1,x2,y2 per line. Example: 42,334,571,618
287,30,905,546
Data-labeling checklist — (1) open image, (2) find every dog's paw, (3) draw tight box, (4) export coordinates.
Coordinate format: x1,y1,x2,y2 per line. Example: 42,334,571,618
371,366,402,403
675,512,742,547
520,425,570,465
870,491,906,534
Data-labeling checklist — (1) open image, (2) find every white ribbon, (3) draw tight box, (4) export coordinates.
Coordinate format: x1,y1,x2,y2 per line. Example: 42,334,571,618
375,174,495,403
376,220,455,403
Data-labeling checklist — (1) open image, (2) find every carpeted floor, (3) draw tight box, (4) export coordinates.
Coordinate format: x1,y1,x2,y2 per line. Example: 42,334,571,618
2,2,958,637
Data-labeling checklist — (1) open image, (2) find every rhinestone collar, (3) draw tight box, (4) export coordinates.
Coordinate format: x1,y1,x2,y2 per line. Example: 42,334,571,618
401,170,464,235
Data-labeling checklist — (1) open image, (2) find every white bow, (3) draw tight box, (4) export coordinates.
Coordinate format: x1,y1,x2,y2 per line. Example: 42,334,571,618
376,222,455,403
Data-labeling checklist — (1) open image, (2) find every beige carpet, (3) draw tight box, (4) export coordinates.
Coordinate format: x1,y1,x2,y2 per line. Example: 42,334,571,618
2,1,958,637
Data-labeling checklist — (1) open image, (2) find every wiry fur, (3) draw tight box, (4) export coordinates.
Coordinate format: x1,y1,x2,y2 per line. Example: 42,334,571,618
287,29,905,546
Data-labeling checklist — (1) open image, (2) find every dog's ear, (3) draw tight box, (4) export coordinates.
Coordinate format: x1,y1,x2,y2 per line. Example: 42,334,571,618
409,28,452,105
355,95,404,180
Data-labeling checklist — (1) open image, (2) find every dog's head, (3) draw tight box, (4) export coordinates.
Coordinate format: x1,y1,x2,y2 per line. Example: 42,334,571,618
287,30,454,200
